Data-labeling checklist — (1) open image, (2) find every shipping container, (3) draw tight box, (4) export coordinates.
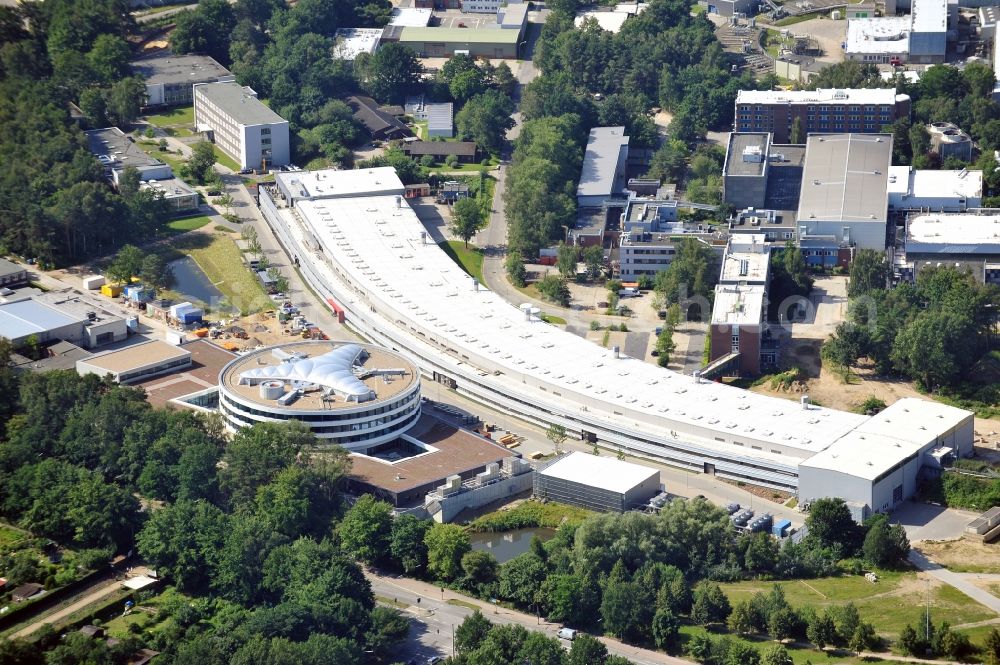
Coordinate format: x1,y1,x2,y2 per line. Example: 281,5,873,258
82,275,106,290
772,519,792,538
100,284,122,298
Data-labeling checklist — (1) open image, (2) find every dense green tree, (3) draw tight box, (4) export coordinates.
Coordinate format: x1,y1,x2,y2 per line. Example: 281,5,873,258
862,514,910,567
761,644,792,665
806,611,836,649
456,610,493,655
450,196,485,249
568,634,608,665
498,552,548,606
337,495,393,564
424,522,470,581
691,582,731,626
848,249,889,298
456,90,515,154
356,43,421,104
652,607,680,650
137,499,228,591
220,421,309,508
725,641,760,665
506,249,527,287
186,140,218,184
556,242,577,278
106,244,144,285
653,238,716,310
86,33,130,83
536,274,571,306
461,549,499,593
390,514,431,575
805,498,862,557
983,627,1000,665
171,0,236,64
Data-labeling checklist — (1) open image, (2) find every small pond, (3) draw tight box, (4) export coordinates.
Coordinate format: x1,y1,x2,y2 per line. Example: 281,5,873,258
469,528,555,563
169,256,226,310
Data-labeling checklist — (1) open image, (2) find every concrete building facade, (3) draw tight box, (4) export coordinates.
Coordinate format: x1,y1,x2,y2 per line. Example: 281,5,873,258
799,398,973,515
193,82,290,170
218,341,422,450
76,340,192,383
734,89,910,143
534,452,660,512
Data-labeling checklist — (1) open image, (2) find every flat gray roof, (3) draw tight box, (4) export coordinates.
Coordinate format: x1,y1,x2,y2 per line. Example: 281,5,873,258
797,134,891,224
577,126,629,198
86,127,166,171
194,82,287,126
0,258,25,278
425,102,453,131
130,52,231,86
0,299,86,340
725,133,770,177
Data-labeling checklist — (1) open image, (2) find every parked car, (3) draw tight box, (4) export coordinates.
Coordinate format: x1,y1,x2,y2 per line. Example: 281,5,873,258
557,628,577,641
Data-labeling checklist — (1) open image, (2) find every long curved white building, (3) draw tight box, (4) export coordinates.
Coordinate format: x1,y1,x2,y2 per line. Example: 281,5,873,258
218,340,421,450
257,167,973,508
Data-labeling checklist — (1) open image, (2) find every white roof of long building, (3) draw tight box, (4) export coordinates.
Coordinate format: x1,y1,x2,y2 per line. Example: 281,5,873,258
736,88,899,105
846,17,911,54
799,398,970,480
290,187,871,462
888,166,982,204
911,0,947,34
577,126,629,199
276,167,405,201
539,451,658,493
906,213,1000,252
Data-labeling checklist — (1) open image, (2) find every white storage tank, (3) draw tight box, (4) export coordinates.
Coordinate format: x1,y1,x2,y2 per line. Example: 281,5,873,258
259,380,285,400
82,275,106,290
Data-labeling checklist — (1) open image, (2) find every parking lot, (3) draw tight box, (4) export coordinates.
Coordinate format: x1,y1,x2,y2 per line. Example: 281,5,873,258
434,13,496,29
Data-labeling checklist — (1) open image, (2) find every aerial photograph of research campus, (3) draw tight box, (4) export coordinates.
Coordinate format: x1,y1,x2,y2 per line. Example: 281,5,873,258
6,0,1000,664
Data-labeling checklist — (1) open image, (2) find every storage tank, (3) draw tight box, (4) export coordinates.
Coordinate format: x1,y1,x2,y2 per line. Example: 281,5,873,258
260,380,285,400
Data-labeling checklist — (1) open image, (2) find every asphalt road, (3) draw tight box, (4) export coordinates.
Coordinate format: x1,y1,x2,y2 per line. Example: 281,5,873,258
366,570,690,665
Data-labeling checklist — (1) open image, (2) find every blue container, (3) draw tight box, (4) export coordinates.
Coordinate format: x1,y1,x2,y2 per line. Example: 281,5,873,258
180,310,203,325
772,519,792,537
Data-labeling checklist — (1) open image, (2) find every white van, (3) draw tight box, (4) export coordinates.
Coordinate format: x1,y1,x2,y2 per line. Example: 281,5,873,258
618,287,639,298
557,627,577,641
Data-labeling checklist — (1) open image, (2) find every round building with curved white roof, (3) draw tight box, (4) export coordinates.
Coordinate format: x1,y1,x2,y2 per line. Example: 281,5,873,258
218,340,421,450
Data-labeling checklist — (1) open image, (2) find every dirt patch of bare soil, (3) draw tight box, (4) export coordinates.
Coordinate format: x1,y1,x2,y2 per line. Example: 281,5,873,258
750,360,925,413
915,539,1000,575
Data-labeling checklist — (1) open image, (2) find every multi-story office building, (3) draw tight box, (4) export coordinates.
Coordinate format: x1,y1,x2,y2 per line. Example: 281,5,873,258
734,88,910,143
193,82,290,171
131,52,233,107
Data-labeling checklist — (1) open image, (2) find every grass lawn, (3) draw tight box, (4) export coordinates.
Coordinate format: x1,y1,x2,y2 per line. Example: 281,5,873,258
144,105,194,127
212,145,241,172
163,126,194,138
136,142,187,172
155,233,271,315
540,313,567,325
691,3,706,13
0,523,27,548
774,11,822,25
439,241,485,284
165,215,212,234
414,120,429,139
719,573,996,637
469,500,593,532
679,625,897,665
447,598,481,611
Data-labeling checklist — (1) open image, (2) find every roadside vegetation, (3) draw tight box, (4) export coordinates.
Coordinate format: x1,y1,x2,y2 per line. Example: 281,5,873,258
0,363,412,663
